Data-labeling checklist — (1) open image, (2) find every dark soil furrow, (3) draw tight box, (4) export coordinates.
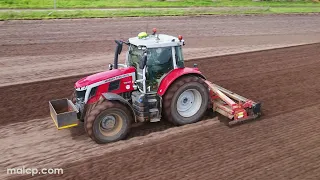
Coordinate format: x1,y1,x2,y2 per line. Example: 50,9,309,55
1,43,319,126
1,42,320,180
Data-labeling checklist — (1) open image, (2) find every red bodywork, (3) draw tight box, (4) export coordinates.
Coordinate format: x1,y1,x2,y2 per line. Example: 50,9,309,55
74,66,204,104
75,67,136,104
157,67,205,96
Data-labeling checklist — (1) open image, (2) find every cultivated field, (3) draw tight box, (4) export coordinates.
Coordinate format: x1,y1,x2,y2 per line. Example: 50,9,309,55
0,14,320,179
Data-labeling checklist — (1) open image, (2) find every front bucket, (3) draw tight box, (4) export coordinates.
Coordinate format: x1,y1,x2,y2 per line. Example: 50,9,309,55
49,98,79,130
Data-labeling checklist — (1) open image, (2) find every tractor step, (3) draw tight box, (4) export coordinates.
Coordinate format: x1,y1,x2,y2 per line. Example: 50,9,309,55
131,91,161,122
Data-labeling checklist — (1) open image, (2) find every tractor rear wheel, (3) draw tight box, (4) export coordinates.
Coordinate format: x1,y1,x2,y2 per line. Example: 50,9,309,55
163,75,209,125
84,100,132,144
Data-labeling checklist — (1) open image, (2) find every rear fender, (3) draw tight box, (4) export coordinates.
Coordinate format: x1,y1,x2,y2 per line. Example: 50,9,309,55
157,67,206,96
101,93,137,122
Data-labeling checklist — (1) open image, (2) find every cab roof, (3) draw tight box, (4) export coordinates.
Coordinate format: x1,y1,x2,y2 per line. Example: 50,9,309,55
128,34,183,48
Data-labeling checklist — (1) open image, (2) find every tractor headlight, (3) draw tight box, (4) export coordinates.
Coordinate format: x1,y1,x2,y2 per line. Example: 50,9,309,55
76,90,86,99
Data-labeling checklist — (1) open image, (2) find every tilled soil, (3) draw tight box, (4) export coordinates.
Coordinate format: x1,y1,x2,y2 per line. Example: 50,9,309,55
1,14,320,86
1,43,319,125
0,74,91,126
1,43,320,179
23,106,320,180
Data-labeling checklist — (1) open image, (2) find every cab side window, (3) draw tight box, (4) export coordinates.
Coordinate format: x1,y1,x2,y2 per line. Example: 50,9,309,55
175,46,184,68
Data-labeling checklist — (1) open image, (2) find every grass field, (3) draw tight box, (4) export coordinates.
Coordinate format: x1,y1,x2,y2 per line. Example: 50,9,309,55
1,0,319,9
1,6,319,20
1,0,319,20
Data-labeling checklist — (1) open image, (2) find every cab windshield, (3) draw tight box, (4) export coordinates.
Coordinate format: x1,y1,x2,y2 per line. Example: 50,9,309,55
126,44,184,91
127,45,177,72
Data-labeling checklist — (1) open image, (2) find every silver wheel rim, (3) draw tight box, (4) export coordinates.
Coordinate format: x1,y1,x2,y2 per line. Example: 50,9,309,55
100,115,116,130
99,114,123,137
177,89,202,118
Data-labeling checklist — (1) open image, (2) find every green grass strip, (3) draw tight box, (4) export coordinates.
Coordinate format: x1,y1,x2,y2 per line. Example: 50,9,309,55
1,7,319,20
1,0,319,9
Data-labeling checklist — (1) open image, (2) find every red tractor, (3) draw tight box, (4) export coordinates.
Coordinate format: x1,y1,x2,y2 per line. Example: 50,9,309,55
49,29,261,144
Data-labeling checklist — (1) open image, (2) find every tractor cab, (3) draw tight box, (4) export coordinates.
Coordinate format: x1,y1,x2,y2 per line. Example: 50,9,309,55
120,29,185,93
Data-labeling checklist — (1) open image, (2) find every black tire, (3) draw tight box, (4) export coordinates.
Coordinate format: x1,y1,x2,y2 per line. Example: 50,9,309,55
84,100,132,144
71,91,76,104
163,75,209,125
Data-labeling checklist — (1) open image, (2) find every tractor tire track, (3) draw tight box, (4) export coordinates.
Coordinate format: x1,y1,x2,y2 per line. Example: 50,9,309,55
1,43,320,179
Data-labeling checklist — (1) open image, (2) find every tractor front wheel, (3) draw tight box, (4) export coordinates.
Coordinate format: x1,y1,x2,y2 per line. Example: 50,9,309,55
71,91,76,103
84,100,132,144
163,76,209,125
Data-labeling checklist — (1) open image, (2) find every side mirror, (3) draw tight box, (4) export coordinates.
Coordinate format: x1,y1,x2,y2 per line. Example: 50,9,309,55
115,40,123,55
139,53,147,69
113,40,123,69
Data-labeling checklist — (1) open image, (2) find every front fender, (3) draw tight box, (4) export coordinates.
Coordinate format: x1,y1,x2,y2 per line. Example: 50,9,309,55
102,93,137,122
157,67,206,96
